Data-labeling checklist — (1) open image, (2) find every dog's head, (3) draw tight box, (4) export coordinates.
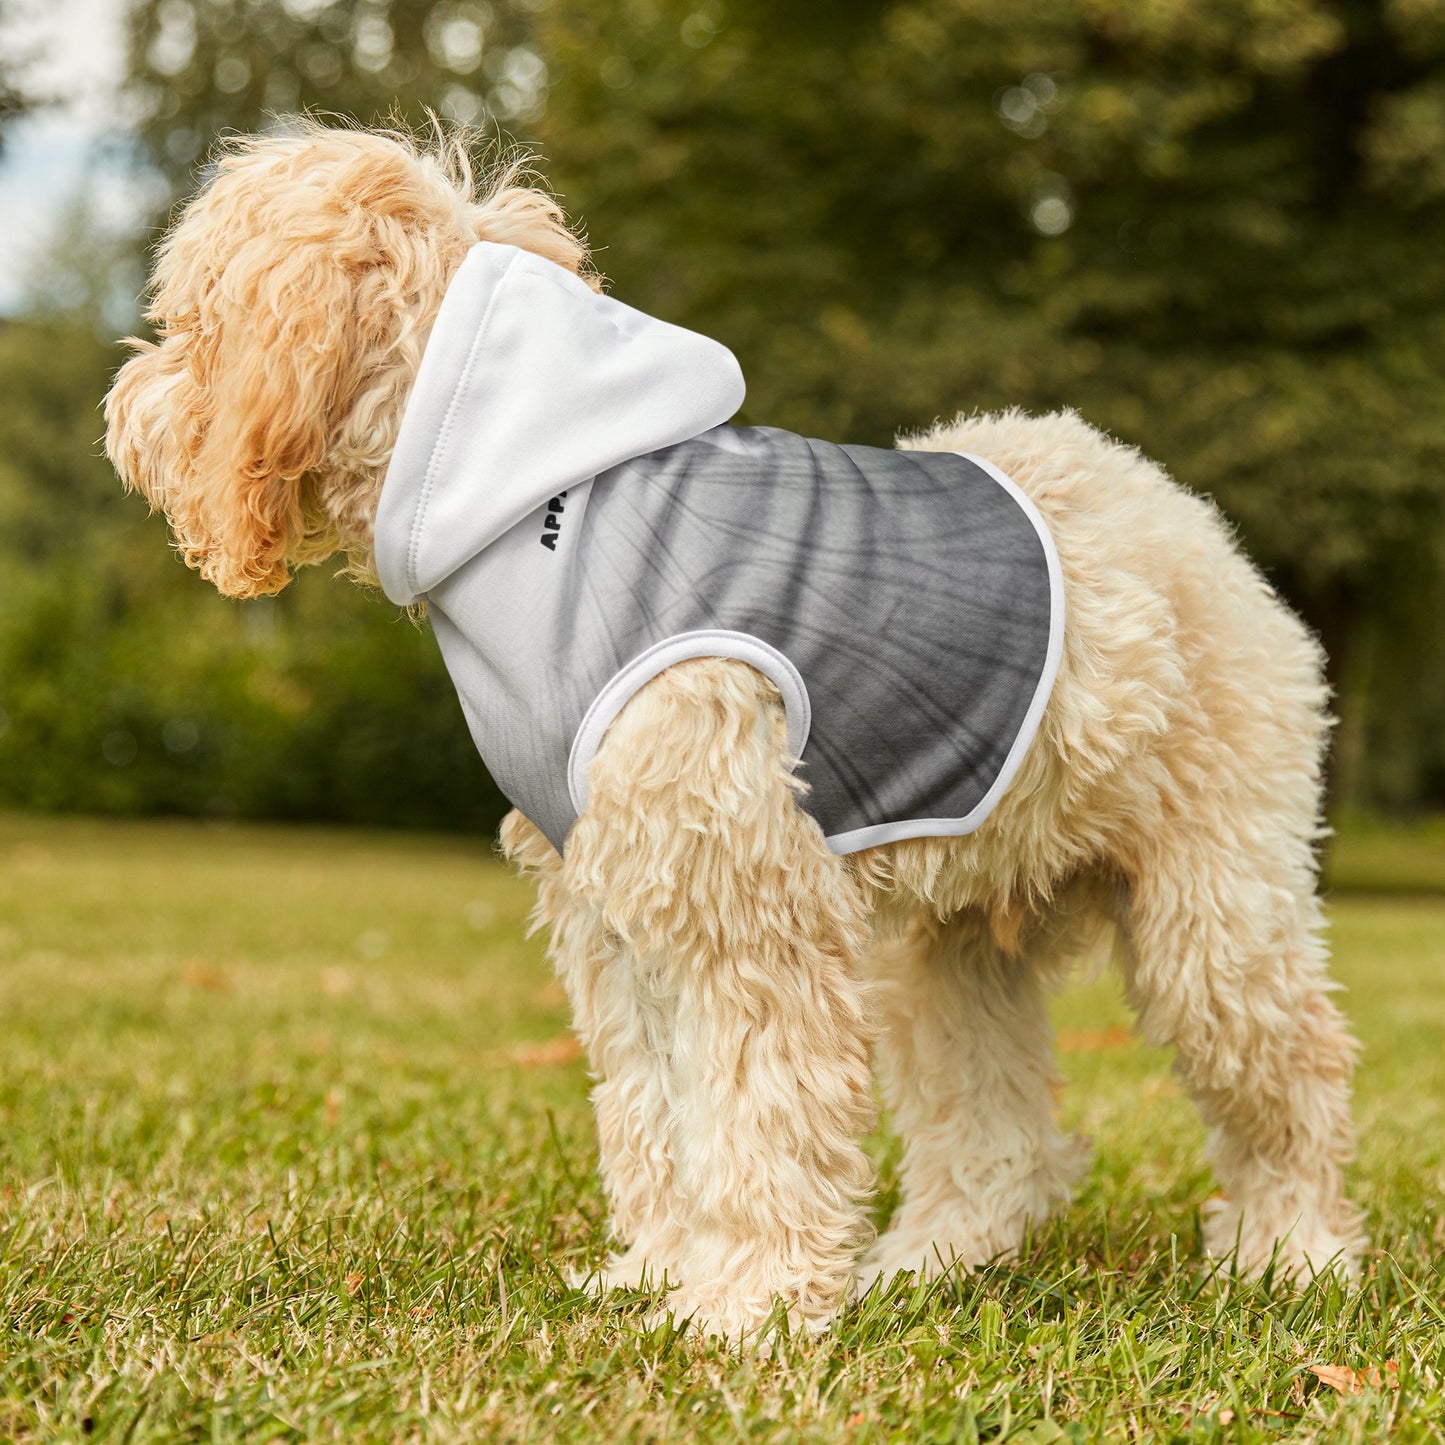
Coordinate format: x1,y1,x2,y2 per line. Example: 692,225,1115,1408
105,122,592,598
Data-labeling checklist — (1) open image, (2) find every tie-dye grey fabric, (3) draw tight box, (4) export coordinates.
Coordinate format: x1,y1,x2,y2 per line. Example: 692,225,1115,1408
426,422,1061,856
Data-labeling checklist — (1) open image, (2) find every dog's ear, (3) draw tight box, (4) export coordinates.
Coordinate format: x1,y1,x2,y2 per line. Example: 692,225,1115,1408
107,137,437,598
105,236,383,600
105,332,197,543
179,235,378,598
105,127,597,598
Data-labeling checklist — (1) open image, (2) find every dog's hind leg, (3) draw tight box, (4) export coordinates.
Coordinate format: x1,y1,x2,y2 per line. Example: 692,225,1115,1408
564,658,878,1342
1120,832,1364,1279
858,910,1089,1290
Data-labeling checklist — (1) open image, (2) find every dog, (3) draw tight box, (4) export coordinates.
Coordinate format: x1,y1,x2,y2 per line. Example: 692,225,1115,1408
104,122,1364,1342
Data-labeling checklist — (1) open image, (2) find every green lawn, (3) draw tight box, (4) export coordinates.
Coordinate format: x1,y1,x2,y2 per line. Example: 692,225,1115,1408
2,812,1443,1442
1324,813,1445,897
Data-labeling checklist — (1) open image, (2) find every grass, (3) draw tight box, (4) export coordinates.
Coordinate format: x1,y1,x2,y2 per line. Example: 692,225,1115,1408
1324,813,1445,897
1,811,1443,1443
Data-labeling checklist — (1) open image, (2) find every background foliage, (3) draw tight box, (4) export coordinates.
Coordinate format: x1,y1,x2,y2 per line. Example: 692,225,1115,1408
2,0,1444,827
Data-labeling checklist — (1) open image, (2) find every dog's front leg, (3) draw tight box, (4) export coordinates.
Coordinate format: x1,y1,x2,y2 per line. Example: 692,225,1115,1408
564,659,878,1343
501,808,688,1291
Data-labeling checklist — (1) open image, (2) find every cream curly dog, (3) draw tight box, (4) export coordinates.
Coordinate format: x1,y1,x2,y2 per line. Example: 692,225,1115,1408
105,124,1364,1342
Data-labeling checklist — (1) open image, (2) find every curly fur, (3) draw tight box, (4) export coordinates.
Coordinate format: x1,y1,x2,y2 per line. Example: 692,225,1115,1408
105,120,593,597
105,124,1365,1344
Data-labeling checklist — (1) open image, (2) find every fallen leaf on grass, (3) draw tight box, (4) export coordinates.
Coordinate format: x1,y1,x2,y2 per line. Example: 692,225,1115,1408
1310,1362,1399,1395
180,961,229,992
344,1273,365,1296
320,966,353,997
493,1037,584,1068
1056,1027,1133,1052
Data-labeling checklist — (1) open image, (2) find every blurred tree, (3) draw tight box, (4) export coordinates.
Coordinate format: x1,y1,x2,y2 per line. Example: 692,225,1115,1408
0,0,35,152
0,75,25,152
533,0,1445,805
0,0,551,831
125,0,545,188
0,305,507,831
27,0,1441,820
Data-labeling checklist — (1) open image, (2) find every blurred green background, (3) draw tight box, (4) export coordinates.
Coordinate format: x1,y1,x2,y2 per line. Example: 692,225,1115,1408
2,0,1444,833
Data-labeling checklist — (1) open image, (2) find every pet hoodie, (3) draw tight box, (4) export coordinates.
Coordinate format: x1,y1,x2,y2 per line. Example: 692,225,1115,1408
374,242,1064,855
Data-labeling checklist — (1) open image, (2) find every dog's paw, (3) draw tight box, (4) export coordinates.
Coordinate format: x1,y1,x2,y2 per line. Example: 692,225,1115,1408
645,1287,835,1350
859,1136,1090,1295
855,1231,998,1296
569,1246,675,1296
1202,1197,1366,1283
859,1206,1041,1292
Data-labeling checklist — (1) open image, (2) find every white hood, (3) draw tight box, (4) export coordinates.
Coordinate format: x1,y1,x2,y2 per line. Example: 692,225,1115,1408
374,242,746,606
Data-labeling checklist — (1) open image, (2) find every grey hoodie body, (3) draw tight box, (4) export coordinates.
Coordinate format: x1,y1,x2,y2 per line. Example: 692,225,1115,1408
375,244,1063,855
